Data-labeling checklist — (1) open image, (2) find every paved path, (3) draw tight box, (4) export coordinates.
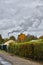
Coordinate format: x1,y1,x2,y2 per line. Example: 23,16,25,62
0,51,43,65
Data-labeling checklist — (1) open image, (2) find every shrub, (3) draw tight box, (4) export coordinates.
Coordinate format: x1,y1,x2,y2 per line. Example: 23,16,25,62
8,42,14,53
34,43,43,60
8,41,43,60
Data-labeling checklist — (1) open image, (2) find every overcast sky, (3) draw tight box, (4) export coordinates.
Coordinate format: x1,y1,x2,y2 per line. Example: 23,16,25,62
0,0,43,38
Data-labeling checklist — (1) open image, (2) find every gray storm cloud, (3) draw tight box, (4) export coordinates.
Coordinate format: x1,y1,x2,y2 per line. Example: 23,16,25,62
0,0,43,38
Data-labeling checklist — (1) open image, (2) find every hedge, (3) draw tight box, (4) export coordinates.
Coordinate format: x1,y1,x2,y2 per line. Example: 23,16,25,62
8,42,43,60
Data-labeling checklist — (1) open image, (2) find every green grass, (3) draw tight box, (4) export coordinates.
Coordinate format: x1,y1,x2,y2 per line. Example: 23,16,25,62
0,50,5,52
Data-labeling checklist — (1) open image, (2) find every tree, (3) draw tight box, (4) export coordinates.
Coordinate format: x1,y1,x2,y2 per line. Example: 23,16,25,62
18,33,26,42
0,34,4,44
39,35,43,39
26,34,38,41
9,36,16,41
3,38,9,43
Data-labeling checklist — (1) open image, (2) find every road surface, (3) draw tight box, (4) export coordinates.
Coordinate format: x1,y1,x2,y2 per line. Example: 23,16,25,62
0,51,43,65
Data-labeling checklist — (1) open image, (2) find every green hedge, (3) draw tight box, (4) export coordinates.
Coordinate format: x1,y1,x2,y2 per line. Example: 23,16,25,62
8,42,43,60
34,43,43,60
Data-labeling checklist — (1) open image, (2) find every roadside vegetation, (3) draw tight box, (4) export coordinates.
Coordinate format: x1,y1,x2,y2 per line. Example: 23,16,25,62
0,33,43,61
8,39,43,61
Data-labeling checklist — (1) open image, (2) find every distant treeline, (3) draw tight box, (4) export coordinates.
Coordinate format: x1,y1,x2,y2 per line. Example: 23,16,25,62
0,33,43,44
